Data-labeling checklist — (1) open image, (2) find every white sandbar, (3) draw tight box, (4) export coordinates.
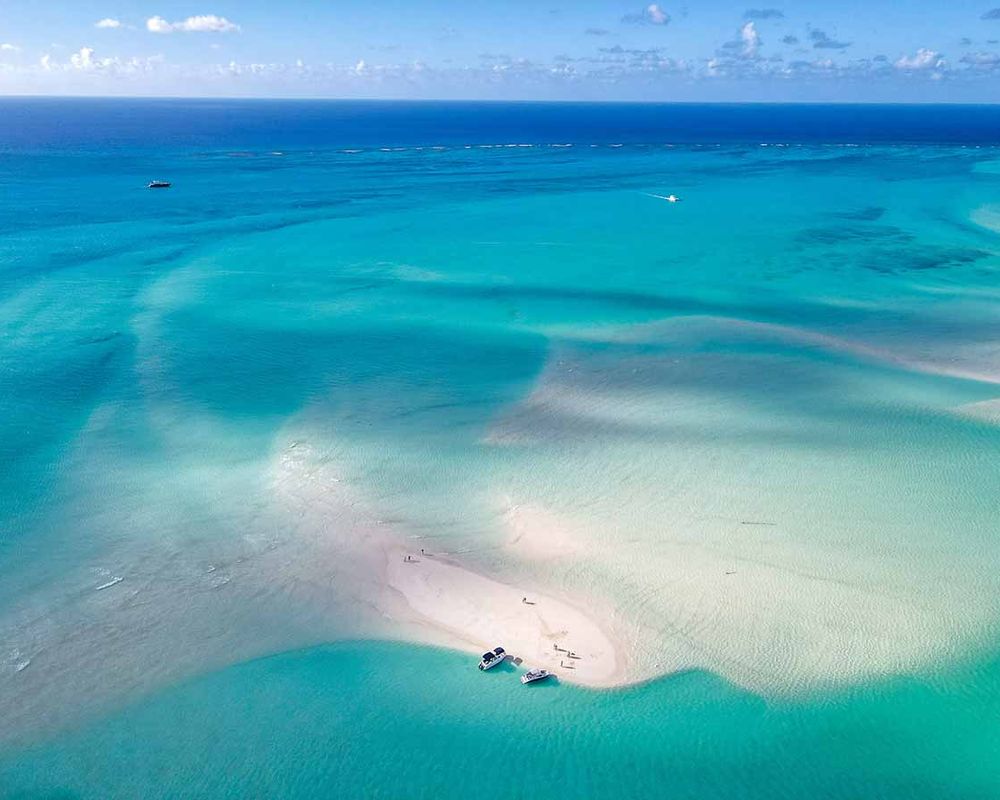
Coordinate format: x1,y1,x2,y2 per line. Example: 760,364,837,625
385,546,623,686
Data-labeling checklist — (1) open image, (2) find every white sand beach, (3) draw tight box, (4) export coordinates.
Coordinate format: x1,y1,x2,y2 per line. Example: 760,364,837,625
385,545,623,686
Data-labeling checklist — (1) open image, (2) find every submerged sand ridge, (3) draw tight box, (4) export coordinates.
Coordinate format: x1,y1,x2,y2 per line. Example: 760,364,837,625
473,321,1000,693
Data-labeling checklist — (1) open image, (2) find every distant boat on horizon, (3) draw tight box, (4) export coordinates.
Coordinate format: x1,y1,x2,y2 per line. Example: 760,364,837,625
147,180,171,189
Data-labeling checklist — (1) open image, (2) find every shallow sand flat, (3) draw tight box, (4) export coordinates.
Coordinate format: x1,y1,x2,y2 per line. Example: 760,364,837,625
971,202,1000,232
502,501,590,562
0,432,401,747
475,332,1000,693
286,410,994,697
954,398,1000,424
488,496,991,694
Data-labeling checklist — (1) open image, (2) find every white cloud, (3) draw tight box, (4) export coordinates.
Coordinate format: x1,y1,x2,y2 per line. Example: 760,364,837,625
177,14,240,33
36,45,163,75
146,16,173,33
718,20,762,61
895,48,944,70
95,18,122,29
147,14,239,34
70,46,96,70
9,34,1000,96
740,21,761,57
646,4,669,24
622,4,670,25
0,43,19,52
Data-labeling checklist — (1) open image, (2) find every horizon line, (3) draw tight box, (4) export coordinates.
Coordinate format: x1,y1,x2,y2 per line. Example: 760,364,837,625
2,94,1000,107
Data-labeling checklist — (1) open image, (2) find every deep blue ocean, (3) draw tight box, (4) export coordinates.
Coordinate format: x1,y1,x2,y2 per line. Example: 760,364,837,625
3,99,1000,152
1,100,999,799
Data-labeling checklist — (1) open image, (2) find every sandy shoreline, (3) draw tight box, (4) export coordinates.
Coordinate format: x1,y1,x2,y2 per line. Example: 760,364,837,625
383,543,625,687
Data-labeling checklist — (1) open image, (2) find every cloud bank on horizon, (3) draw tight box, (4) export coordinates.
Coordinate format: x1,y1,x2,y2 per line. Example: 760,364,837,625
1,1,999,101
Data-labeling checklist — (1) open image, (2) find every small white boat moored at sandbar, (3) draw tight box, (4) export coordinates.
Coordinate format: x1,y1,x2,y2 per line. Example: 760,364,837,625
478,647,506,670
520,668,551,684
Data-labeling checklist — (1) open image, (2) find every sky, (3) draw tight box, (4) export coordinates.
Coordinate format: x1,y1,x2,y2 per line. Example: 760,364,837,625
1,1,1000,101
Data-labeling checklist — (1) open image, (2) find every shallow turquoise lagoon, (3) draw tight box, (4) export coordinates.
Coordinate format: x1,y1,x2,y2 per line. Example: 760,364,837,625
1,101,999,797
3,640,1000,800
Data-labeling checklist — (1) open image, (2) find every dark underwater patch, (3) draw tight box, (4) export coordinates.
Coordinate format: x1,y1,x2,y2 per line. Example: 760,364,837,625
797,222,913,246
76,331,123,346
44,240,141,270
858,245,990,273
835,206,886,221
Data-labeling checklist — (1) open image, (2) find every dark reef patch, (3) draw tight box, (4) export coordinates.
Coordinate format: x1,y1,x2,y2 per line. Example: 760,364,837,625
858,245,990,273
835,206,886,221
797,222,913,246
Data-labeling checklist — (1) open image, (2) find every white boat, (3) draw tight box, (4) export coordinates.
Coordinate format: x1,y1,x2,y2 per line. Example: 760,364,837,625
478,646,506,671
520,668,551,684
644,192,681,203
147,180,171,189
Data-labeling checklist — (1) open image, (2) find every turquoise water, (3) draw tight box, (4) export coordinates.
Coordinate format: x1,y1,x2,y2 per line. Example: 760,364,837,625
4,641,1000,799
1,101,999,797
